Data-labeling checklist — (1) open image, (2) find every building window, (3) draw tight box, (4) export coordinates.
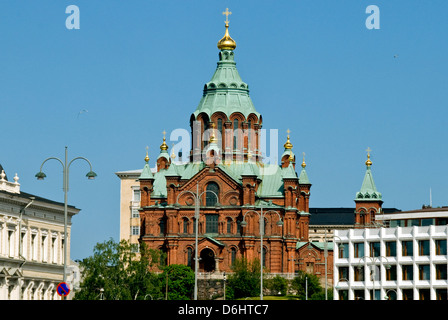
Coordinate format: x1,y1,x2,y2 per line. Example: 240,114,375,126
262,247,267,268
436,239,447,255
206,182,219,206
339,266,349,280
386,265,397,281
206,214,219,234
355,266,364,281
419,289,431,300
421,219,435,226
402,265,413,280
233,119,239,150
369,242,380,257
41,235,48,262
131,208,139,218
419,240,430,256
402,241,413,256
418,264,430,280
408,219,420,227
217,118,223,148
131,226,140,236
385,241,396,257
390,220,405,228
133,189,141,202
436,218,448,226
187,247,193,267
183,218,189,234
8,230,14,257
436,264,447,280
354,242,364,258
338,290,348,300
159,218,166,235
402,289,413,300
230,247,237,266
436,289,448,300
339,243,349,258
354,290,364,300
227,218,232,234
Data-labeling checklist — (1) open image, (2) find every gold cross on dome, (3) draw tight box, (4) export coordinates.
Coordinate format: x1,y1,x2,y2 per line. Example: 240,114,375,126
223,8,232,25
287,128,290,135
366,147,372,156
162,130,166,138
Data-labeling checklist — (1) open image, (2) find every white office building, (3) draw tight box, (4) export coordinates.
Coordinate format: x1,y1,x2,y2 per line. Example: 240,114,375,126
333,224,448,300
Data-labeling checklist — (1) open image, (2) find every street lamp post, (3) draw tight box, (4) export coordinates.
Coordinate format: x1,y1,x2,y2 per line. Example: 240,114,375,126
175,182,218,300
241,205,283,300
35,146,96,296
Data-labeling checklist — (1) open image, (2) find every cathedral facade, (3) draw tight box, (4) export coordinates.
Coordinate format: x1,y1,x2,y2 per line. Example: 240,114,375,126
130,19,385,282
137,21,313,275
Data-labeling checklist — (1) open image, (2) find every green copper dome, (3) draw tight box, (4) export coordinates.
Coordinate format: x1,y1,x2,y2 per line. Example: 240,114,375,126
192,27,260,121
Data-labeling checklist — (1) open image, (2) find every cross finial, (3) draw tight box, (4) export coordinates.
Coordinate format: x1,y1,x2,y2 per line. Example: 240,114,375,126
287,128,290,136
366,147,372,155
223,8,232,25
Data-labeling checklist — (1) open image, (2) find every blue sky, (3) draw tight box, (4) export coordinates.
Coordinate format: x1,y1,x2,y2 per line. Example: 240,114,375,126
1,1,447,260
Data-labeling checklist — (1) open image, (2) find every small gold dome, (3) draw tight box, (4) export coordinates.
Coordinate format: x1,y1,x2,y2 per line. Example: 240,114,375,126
301,152,306,168
365,155,372,166
217,24,236,50
284,129,293,150
144,146,150,163
160,131,168,151
365,147,372,166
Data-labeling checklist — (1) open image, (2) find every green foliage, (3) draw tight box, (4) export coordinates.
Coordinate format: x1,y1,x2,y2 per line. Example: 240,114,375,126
265,275,288,296
226,258,261,299
161,264,195,300
290,271,324,300
74,238,165,300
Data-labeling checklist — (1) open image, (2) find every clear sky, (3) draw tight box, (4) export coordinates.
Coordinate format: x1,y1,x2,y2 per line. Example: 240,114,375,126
1,1,447,260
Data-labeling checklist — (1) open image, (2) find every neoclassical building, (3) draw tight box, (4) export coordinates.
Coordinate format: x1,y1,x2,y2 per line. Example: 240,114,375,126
0,165,80,300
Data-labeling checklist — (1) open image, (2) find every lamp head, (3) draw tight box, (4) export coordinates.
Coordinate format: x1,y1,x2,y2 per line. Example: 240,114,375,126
277,220,284,227
86,171,97,180
35,171,46,180
240,220,247,228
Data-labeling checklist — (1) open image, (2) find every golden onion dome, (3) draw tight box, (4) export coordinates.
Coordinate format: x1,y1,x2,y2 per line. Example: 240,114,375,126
365,147,372,166
217,24,236,50
284,129,293,150
301,152,306,168
144,146,150,163
160,131,168,151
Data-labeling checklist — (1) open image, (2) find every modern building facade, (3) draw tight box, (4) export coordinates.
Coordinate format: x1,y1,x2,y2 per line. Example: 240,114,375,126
0,166,80,300
333,224,448,300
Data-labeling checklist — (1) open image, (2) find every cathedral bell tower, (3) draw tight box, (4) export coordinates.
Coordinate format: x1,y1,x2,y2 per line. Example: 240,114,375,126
354,148,383,228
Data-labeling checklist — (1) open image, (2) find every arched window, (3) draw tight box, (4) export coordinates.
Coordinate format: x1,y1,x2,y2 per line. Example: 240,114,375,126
262,247,267,267
217,118,223,148
187,247,193,267
227,218,232,234
233,119,239,150
230,247,237,266
206,182,219,206
159,217,167,235
183,218,189,234
248,120,252,149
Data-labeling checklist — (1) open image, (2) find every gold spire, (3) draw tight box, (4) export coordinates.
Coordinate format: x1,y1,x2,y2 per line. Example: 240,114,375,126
160,130,168,151
144,146,150,163
217,8,237,50
284,129,293,150
365,147,372,166
301,152,306,168
170,143,176,160
209,123,218,144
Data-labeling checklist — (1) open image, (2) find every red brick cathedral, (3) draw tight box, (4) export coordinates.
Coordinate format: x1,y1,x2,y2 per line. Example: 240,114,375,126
137,19,382,278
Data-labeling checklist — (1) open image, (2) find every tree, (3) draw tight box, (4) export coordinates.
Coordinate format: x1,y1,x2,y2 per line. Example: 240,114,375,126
161,264,195,300
265,275,288,296
226,257,261,299
290,271,324,300
74,238,164,300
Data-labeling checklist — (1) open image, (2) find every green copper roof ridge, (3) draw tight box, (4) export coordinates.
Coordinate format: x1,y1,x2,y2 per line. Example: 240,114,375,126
139,163,154,180
298,167,310,184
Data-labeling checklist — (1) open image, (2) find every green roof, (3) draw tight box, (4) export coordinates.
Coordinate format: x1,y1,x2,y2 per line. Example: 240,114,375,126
193,49,260,120
355,166,382,201
139,163,153,180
